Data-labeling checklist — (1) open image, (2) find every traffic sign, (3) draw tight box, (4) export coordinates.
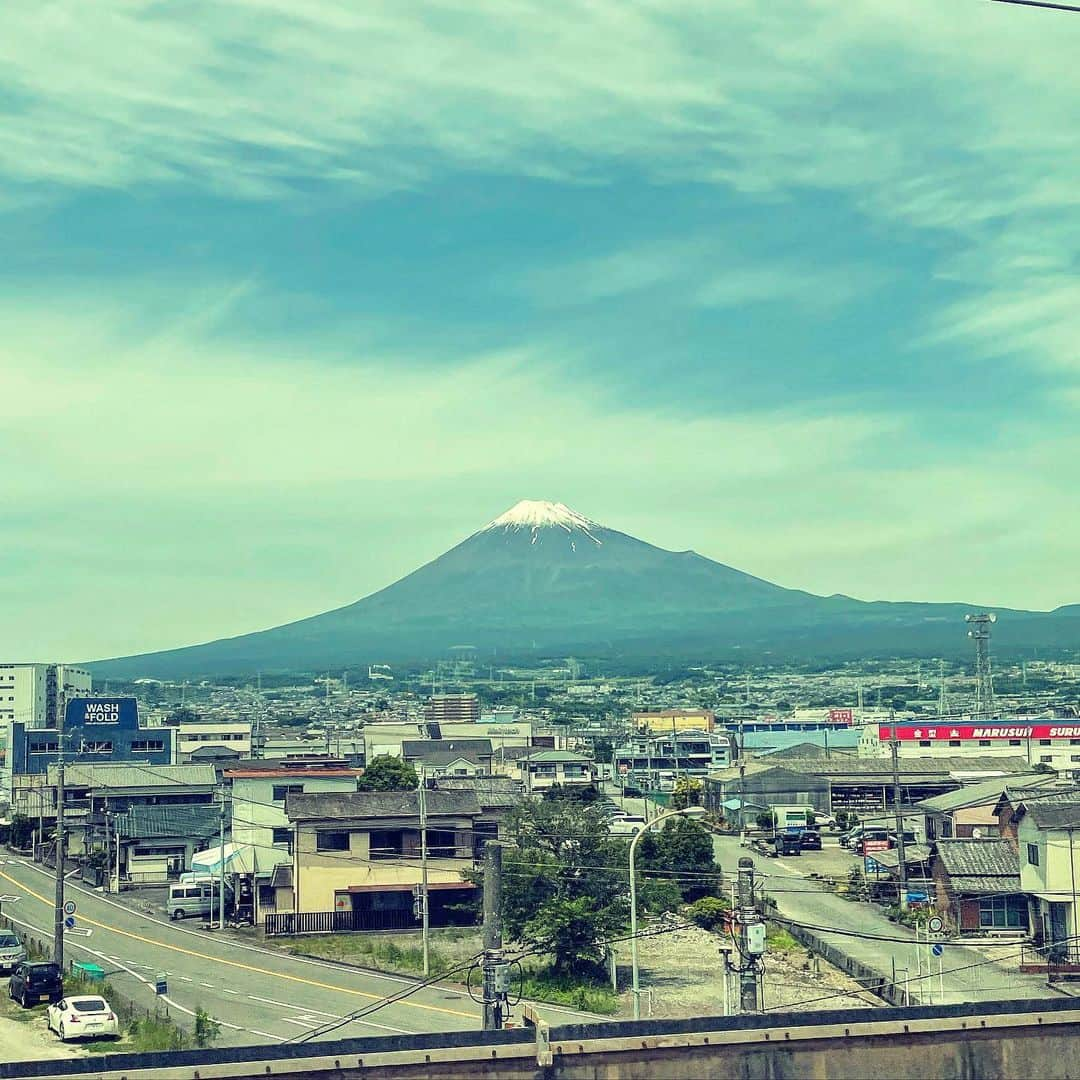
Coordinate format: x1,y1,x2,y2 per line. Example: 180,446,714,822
63,901,77,916
927,915,944,934
64,916,76,930
66,927,92,938
931,943,943,957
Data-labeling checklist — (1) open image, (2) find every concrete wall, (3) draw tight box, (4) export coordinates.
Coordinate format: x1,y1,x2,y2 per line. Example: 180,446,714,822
13,1000,1080,1080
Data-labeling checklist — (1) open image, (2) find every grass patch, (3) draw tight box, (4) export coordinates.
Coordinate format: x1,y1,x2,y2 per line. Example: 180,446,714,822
281,931,480,978
765,927,800,952
519,968,618,1015
0,993,43,1023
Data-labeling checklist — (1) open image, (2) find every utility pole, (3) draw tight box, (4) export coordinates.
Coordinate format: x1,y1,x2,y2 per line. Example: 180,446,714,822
53,748,66,967
736,858,763,1012
889,711,909,912
738,714,747,845
481,842,504,1031
418,767,430,977
217,786,227,929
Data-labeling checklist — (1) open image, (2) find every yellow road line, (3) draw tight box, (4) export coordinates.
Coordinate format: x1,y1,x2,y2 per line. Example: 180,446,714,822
0,869,475,1022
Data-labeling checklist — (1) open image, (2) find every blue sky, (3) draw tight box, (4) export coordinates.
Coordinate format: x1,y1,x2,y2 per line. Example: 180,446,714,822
2,1,1079,660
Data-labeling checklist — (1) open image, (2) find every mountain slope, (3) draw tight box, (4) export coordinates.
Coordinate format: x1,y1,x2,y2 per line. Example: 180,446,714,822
88,500,1080,676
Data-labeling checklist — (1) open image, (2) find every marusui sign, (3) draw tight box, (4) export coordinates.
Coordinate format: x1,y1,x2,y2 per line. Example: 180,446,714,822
878,724,1080,742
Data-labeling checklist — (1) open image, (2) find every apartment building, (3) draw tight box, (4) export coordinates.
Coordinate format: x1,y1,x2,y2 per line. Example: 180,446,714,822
423,695,480,724
518,750,594,792
614,730,731,792
167,718,252,762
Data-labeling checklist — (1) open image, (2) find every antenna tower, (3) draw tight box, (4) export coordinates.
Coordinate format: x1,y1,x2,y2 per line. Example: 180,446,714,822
965,613,997,720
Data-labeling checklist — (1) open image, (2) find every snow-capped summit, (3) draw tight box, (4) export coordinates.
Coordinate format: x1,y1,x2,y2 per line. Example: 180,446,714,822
485,500,598,533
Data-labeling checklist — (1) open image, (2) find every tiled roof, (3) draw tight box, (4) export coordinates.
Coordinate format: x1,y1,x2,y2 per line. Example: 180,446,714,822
286,789,480,821
433,776,524,808
918,774,1057,813
709,756,1032,783
522,750,592,764
1016,790,1080,830
935,839,1021,894
401,739,493,758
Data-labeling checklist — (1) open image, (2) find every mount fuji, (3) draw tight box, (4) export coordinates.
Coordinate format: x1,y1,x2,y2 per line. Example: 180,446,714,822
90,500,1080,676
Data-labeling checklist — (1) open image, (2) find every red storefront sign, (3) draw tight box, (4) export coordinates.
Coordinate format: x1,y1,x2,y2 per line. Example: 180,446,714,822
878,724,1080,742
863,839,890,853
829,708,854,724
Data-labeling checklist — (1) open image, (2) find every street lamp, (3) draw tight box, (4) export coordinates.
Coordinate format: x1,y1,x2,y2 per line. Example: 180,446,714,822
629,804,707,1020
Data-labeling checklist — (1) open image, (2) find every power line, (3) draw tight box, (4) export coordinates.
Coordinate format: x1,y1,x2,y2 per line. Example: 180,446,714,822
988,0,1080,11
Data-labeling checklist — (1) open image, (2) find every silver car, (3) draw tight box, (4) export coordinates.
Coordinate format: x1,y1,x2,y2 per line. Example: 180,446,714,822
0,931,27,974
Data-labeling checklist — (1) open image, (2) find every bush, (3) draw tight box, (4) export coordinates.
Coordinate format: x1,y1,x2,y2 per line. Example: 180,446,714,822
638,878,682,914
687,896,730,930
194,1006,222,1047
519,967,618,1015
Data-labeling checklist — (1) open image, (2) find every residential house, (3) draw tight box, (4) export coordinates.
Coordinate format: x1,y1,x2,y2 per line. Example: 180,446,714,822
284,790,483,930
224,758,363,920
1013,791,1080,961
931,839,1026,936
518,750,595,792
113,803,222,886
401,739,493,777
919,774,1063,841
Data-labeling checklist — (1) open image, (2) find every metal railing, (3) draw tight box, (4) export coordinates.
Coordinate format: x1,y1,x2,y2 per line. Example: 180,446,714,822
265,908,417,936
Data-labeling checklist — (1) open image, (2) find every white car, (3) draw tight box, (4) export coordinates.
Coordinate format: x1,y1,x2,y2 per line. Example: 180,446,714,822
47,996,119,1042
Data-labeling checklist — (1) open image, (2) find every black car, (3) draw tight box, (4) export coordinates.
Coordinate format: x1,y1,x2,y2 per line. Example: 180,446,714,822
8,961,63,1008
799,828,822,851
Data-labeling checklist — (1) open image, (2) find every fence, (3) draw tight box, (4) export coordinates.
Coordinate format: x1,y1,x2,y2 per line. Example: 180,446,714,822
265,908,416,936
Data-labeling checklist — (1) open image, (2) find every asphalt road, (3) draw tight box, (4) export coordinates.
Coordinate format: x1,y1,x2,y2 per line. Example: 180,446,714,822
0,856,593,1048
710,834,1056,1006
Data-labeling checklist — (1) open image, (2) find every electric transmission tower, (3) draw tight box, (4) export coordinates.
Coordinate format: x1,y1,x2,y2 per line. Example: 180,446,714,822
965,613,997,720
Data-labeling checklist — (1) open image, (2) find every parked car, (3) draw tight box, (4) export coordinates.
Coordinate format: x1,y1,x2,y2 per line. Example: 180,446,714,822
8,961,63,1007
167,880,228,920
813,813,838,829
799,828,823,851
47,995,119,1041
772,831,803,856
0,931,27,974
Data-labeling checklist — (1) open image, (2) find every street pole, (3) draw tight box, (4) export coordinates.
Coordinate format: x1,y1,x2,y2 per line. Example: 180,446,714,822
53,751,65,967
419,767,430,978
218,786,227,929
482,842,504,1031
738,714,747,845
737,857,760,1013
114,822,121,894
889,711,909,911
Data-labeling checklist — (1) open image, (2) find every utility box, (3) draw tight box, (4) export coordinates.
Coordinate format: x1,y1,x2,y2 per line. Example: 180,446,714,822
746,923,767,956
72,962,104,981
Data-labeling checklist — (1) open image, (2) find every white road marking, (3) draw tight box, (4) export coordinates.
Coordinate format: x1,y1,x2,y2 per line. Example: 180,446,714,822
201,983,215,989
280,1016,323,1030
221,988,239,994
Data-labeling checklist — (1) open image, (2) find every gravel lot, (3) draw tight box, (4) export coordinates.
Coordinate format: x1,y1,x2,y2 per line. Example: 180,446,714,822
614,919,876,1018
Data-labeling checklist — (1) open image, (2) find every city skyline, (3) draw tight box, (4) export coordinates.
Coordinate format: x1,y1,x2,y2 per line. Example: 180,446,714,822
3,1,1079,660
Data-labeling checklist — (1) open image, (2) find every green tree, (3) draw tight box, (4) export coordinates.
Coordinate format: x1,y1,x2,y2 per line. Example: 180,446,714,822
497,794,629,974
194,1006,222,1047
356,756,419,792
636,816,720,902
671,776,703,810
593,738,614,764
8,813,34,849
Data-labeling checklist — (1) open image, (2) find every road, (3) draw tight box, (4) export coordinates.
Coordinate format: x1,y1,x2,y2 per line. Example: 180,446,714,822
0,856,592,1047
710,834,1055,1006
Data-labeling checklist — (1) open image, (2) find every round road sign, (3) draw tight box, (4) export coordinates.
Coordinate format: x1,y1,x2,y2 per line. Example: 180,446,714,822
63,900,77,916
931,943,944,957
927,915,944,934
64,916,76,930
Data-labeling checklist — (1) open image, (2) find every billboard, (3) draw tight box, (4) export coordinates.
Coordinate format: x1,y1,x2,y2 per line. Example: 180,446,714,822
829,708,855,724
880,723,1080,742
64,697,138,728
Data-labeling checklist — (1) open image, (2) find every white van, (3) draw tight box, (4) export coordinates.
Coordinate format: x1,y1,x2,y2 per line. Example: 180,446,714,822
167,882,224,920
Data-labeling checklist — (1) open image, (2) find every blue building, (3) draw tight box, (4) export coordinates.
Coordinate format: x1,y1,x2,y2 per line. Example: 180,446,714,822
11,697,173,775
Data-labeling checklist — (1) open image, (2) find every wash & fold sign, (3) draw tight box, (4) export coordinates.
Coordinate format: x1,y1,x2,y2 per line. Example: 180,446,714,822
879,724,1080,741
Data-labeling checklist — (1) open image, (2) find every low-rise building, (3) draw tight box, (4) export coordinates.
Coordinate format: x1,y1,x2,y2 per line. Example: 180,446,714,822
613,730,731,792
167,717,252,762
931,839,1026,936
224,758,363,920
1013,791,1080,961
919,774,1064,842
284,790,483,930
632,709,715,734
401,739,493,776
518,750,595,792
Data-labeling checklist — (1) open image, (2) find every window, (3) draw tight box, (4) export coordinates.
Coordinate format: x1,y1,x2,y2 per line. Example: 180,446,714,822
919,740,931,748
315,831,349,852
272,784,304,802
1071,739,1080,746
272,827,293,854
1009,740,1022,747
978,740,991,748
130,740,165,753
84,741,113,754
30,742,59,755
1039,739,1052,746
1027,843,1040,867
979,896,1026,929
948,740,961,747
1072,755,1080,763
369,829,405,858
1040,755,1054,764
427,829,458,858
